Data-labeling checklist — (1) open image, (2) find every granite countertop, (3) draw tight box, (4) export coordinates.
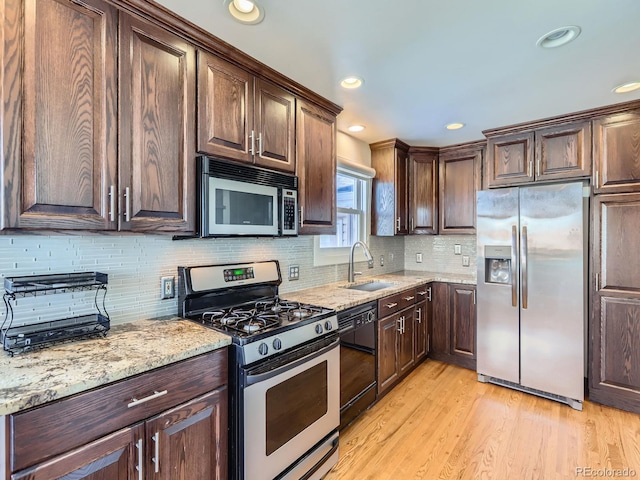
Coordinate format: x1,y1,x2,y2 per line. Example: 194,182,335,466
0,318,231,416
281,270,476,311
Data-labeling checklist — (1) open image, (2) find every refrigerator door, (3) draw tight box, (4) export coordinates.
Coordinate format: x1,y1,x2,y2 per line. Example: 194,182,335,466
519,182,585,401
476,188,520,384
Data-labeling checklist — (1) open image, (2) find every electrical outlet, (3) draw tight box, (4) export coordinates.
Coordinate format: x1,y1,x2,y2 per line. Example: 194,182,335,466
289,265,300,281
161,276,175,299
462,255,470,267
454,244,462,255
416,253,423,263
380,255,384,267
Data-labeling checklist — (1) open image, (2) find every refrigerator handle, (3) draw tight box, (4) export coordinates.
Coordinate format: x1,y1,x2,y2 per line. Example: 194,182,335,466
511,225,518,307
521,225,528,309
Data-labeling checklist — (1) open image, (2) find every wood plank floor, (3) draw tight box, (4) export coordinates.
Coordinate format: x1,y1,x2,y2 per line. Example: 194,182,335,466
326,360,640,480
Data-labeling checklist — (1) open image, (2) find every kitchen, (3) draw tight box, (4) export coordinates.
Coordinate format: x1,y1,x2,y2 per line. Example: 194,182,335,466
2,0,640,479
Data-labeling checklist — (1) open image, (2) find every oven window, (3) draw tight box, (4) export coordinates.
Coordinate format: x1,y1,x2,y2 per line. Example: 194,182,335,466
265,361,328,455
215,189,273,226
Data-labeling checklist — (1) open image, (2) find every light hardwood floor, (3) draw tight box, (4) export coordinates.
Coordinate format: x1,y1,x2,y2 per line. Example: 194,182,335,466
326,360,640,480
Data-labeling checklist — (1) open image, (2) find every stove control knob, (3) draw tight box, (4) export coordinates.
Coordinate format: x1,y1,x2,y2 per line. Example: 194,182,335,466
258,342,269,356
315,324,324,335
324,321,333,331
272,338,282,351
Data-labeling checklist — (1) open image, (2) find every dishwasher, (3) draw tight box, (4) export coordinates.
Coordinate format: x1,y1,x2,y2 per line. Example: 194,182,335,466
338,301,377,430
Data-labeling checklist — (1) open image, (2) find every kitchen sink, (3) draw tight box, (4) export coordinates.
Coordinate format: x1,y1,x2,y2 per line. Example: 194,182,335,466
341,281,396,292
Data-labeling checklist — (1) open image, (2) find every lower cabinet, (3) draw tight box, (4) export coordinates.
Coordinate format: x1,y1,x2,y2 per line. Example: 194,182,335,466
377,284,432,396
430,282,477,370
6,349,228,480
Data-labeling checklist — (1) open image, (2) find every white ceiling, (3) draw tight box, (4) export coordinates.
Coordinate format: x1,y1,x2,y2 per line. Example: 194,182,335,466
156,0,640,147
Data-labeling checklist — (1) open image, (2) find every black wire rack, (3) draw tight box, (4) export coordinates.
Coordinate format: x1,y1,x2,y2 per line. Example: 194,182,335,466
2,272,110,356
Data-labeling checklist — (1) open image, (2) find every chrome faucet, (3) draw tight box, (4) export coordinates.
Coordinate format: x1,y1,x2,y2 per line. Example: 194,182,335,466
348,241,374,283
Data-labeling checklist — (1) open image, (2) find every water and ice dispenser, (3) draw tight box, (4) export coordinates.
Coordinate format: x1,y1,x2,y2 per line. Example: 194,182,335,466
484,245,512,285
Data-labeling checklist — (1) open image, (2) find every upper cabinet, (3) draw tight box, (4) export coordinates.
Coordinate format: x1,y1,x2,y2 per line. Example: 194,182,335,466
408,148,439,235
593,108,640,194
119,12,196,233
2,0,119,231
296,100,337,235
370,139,410,236
197,51,295,173
438,142,483,235
1,0,196,233
485,121,591,188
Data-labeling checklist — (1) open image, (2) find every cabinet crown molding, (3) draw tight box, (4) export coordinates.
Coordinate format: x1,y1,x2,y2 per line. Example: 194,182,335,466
370,138,411,152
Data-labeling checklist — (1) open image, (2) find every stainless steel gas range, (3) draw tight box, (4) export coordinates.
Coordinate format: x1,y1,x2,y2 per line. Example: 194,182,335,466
178,260,339,480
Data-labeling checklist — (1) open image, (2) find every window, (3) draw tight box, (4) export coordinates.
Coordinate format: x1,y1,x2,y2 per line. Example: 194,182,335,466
313,159,375,266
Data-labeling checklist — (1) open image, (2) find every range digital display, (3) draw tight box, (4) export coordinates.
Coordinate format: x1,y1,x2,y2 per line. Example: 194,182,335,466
223,267,255,282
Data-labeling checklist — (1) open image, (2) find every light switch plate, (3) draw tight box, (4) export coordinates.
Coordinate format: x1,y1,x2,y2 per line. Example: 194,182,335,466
462,255,470,267
454,244,462,255
416,253,423,263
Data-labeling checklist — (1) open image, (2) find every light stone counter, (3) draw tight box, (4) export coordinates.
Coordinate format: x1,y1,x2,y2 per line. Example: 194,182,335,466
280,270,476,311
0,318,231,416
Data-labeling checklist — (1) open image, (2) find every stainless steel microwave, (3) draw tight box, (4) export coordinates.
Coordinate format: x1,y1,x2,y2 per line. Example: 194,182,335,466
197,156,298,237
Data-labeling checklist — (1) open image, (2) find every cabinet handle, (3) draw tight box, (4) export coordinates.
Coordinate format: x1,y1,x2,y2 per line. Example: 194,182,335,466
410,217,414,231
258,132,263,156
403,296,414,302
416,307,422,323
299,206,304,227
127,390,168,408
398,316,405,334
135,438,143,480
427,286,432,302
396,217,400,232
417,290,427,296
152,432,160,473
386,302,398,309
108,185,115,222
536,156,541,176
124,187,131,222
595,171,599,189
528,159,533,177
249,130,255,155
473,289,476,305
595,273,600,290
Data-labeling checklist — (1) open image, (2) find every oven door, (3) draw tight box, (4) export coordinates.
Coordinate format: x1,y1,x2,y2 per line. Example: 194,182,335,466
205,176,279,236
242,336,340,480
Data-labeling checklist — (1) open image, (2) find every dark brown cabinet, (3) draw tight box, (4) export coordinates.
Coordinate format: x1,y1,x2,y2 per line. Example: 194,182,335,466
590,193,640,414
430,282,477,370
2,0,119,231
119,12,196,233
1,0,197,233
408,148,439,234
414,284,432,363
7,349,228,479
438,142,483,234
197,51,295,173
486,121,591,188
377,312,400,394
296,99,337,235
593,109,640,194
370,139,410,236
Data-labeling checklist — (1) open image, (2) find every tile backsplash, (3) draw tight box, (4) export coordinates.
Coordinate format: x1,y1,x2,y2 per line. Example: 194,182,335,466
0,234,404,326
404,235,477,276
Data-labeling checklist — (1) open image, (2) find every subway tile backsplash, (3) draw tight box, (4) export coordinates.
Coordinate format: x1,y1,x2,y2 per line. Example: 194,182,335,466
0,234,405,326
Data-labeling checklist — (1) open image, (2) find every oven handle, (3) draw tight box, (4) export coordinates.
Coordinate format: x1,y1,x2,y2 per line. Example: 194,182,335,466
245,337,339,386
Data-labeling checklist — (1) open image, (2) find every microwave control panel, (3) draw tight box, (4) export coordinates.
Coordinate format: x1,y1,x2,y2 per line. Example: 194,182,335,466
282,189,298,235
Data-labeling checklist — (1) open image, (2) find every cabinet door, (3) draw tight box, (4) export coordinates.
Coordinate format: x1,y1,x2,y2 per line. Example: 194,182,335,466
254,78,295,172
196,50,253,163
414,298,429,362
450,284,477,369
535,121,592,182
2,0,118,231
439,148,481,234
590,194,640,414
409,150,438,234
377,313,400,395
429,282,449,357
593,110,640,194
395,149,410,235
119,13,196,233
296,100,336,235
486,132,534,187
11,425,142,480
146,388,228,480
397,306,415,377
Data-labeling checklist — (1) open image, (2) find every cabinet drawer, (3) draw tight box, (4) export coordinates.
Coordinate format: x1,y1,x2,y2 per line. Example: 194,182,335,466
10,348,228,471
378,288,417,316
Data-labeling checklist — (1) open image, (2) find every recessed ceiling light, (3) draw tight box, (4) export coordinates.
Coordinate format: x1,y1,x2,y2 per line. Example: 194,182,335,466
224,0,264,25
536,26,581,48
340,76,364,89
612,82,640,94
445,122,465,130
348,125,365,133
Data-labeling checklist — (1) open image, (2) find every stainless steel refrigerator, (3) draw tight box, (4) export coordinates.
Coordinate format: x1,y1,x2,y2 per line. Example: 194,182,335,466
476,182,587,410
